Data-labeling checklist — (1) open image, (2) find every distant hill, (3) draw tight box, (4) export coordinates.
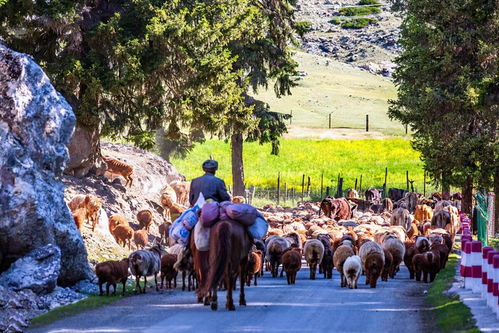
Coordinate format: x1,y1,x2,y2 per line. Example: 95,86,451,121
255,51,405,136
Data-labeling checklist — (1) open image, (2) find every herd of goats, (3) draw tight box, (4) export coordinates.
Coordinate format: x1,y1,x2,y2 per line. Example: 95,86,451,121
66,161,460,311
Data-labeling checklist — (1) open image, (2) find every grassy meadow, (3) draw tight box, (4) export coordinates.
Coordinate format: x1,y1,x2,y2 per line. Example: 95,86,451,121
171,138,433,196
255,51,403,135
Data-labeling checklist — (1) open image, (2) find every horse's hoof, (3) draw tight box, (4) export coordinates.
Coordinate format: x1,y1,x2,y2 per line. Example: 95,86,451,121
204,298,210,306
239,299,247,306
197,296,203,304
227,304,236,311
211,302,218,311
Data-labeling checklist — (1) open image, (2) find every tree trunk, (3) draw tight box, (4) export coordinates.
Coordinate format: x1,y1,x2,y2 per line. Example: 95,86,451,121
231,133,245,196
461,176,473,215
442,172,451,200
64,124,106,177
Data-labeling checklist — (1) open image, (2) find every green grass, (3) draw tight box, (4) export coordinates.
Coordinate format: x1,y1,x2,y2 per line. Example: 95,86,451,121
489,238,499,250
425,254,478,332
357,0,381,5
342,18,377,29
30,281,145,329
330,17,342,25
172,138,431,193
339,6,382,16
30,294,123,328
255,51,401,135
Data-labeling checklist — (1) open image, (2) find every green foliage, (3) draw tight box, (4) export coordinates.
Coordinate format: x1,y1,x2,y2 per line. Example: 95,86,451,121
341,18,377,29
425,254,479,332
330,17,342,25
294,21,313,37
339,6,381,16
0,0,256,146
171,138,428,190
0,0,7,7
357,0,381,5
389,0,499,192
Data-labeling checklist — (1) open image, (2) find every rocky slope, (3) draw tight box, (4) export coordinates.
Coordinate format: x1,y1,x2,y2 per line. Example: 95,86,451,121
296,0,401,76
63,141,184,266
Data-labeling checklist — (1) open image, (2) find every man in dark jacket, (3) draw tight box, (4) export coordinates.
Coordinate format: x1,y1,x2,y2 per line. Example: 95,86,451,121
189,160,231,206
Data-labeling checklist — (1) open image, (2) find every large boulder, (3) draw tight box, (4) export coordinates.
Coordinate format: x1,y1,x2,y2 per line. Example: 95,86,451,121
0,43,92,285
0,244,61,295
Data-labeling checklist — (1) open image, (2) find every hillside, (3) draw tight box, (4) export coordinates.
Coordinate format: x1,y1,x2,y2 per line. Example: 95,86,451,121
296,0,401,76
255,51,403,136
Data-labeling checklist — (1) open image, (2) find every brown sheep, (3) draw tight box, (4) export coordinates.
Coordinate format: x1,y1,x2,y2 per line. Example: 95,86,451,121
170,181,190,206
246,250,263,286
364,252,384,288
109,215,129,235
382,198,393,212
72,208,86,232
333,245,355,288
320,197,352,220
381,249,393,282
403,242,417,279
382,237,405,279
304,240,324,280
266,236,291,278
160,254,178,289
415,204,433,224
158,222,171,245
413,249,440,283
431,210,451,230
137,210,153,232
390,208,412,231
134,229,149,249
113,224,134,249
160,193,186,222
430,242,450,270
359,241,385,288
68,194,102,231
95,258,129,296
103,155,133,187
282,248,302,285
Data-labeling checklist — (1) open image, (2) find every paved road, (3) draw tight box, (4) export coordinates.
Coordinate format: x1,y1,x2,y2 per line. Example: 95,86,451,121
29,264,431,333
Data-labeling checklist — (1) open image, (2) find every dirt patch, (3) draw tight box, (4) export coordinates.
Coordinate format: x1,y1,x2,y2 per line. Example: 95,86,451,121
284,125,389,139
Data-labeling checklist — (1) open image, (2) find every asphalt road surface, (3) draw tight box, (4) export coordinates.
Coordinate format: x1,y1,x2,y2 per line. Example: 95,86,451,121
29,264,431,333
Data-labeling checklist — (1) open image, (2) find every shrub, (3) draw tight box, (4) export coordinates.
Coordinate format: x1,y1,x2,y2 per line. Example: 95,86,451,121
294,21,313,37
357,0,381,6
339,6,382,16
330,17,342,25
341,18,377,29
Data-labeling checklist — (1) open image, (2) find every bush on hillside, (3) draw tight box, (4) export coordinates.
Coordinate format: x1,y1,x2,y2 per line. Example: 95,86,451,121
339,6,382,16
330,17,342,25
341,18,377,29
294,21,313,37
357,0,381,6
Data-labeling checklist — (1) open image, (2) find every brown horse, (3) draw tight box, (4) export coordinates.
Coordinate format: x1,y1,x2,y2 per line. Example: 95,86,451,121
198,220,252,311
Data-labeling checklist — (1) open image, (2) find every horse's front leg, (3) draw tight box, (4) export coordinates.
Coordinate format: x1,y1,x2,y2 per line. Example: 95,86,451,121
240,261,247,306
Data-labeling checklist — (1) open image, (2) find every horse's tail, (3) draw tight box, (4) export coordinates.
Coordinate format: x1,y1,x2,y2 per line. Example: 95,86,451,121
199,221,230,295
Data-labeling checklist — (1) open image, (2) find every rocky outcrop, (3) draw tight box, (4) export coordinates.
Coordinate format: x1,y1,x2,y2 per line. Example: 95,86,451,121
0,245,61,295
0,43,92,286
64,141,184,266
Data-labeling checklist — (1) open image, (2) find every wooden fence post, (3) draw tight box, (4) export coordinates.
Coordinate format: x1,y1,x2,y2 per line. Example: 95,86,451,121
354,178,358,191
359,175,363,197
337,177,344,198
329,113,332,129
321,173,324,199
277,172,281,206
307,176,311,197
383,167,388,198
406,171,409,191
366,114,369,132
290,110,293,125
286,187,289,204
301,174,305,203
326,186,330,197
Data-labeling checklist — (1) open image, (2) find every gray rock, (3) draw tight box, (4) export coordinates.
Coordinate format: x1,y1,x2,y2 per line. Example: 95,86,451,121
38,286,86,310
0,44,92,286
71,279,99,294
0,244,61,295
0,287,42,332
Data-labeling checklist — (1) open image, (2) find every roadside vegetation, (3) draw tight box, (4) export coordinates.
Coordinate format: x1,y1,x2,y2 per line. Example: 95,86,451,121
425,254,478,332
341,18,377,29
339,6,381,16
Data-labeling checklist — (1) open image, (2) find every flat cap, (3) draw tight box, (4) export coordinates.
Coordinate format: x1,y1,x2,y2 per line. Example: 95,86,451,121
202,160,218,171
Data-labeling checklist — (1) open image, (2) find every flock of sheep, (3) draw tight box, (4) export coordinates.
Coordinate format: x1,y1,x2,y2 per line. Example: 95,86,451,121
65,156,460,301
